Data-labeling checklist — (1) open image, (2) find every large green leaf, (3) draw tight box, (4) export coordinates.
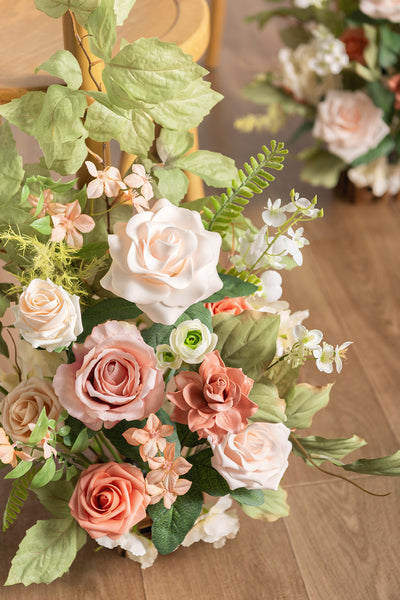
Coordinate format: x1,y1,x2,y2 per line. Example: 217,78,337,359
299,147,346,188
31,458,57,489
378,25,400,69
350,135,395,168
87,0,116,61
35,50,82,90
5,517,87,585
187,448,230,496
342,450,400,476
34,0,100,24
267,359,300,399
77,297,142,343
34,85,88,175
176,150,237,188
367,80,394,123
241,486,290,522
0,122,24,202
114,0,136,25
153,166,188,204
0,92,46,136
292,435,367,467
148,486,203,554
85,99,154,156
243,75,310,116
34,480,75,518
249,378,286,423
203,273,257,303
103,38,206,109
230,488,264,506
212,310,280,379
285,383,333,429
156,128,194,164
146,79,222,130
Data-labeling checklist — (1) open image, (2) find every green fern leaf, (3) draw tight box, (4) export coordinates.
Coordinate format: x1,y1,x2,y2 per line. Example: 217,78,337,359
3,469,35,531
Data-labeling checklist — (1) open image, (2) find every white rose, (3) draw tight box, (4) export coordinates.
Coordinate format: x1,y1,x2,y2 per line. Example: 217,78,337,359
209,422,292,490
100,199,223,325
169,319,217,364
313,90,390,163
182,496,239,549
360,0,400,22
12,279,83,352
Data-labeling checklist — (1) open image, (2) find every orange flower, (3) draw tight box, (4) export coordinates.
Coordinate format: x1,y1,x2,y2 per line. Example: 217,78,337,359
205,296,252,316
51,199,95,249
123,413,174,461
0,428,32,467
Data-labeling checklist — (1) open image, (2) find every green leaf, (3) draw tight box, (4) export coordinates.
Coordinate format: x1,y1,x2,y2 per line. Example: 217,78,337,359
243,74,310,117
33,480,75,518
0,323,9,357
4,461,34,480
85,99,154,156
153,166,188,204
212,310,280,380
342,450,400,476
34,0,101,24
5,517,87,585
35,50,83,90
0,92,46,136
0,295,10,319
299,147,346,188
31,458,57,488
350,135,395,168
114,0,136,25
367,80,394,123
148,485,203,554
230,487,264,506
30,215,53,235
203,273,257,303
103,419,147,469
176,423,206,448
176,150,237,188
76,241,109,260
285,383,333,429
34,85,88,175
378,25,400,69
28,407,50,444
0,122,24,202
279,24,312,49
156,128,194,164
266,358,300,399
249,378,286,423
62,416,97,447
70,428,91,453
146,79,222,130
292,434,367,467
87,0,117,61
3,469,36,531
76,298,142,344
103,38,206,109
187,449,230,496
241,486,290,521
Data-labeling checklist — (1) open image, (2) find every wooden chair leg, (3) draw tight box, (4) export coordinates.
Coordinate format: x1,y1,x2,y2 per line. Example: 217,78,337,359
206,0,226,69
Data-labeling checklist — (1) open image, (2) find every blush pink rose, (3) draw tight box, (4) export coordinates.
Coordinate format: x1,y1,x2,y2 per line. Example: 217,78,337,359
69,462,149,540
100,198,223,325
167,350,257,444
360,0,400,22
205,296,252,316
209,422,292,490
313,90,390,163
53,321,164,430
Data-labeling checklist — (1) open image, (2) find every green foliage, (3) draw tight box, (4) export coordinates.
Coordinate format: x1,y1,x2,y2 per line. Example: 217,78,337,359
342,450,400,476
267,359,300,399
3,470,36,531
176,423,206,448
0,92,45,137
102,419,147,469
33,480,75,518
28,408,49,444
187,449,230,496
34,0,100,25
367,80,394,123
292,435,367,467
35,50,83,90
194,142,286,237
212,310,280,380
249,378,286,423
62,416,97,447
378,25,400,69
31,458,57,489
5,517,87,585
176,150,237,188
0,122,24,204
350,135,395,168
114,0,136,25
285,383,333,429
203,273,257,303
148,486,203,554
4,460,34,480
86,0,117,61
75,298,142,345
243,74,311,116
70,428,91,453
153,166,189,204
240,487,290,522
230,488,264,506
299,147,346,188
156,128,194,164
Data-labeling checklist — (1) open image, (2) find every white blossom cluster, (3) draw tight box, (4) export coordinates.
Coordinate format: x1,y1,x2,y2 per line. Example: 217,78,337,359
289,324,352,373
308,26,349,76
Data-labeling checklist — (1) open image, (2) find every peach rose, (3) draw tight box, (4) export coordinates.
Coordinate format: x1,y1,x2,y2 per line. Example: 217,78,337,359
209,422,292,490
0,377,62,443
167,350,257,444
205,296,252,316
69,462,149,540
12,278,83,352
313,90,390,163
100,198,223,325
360,0,400,22
53,321,164,430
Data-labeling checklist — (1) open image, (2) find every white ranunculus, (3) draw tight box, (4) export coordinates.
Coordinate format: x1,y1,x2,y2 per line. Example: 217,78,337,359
169,319,217,364
100,199,223,325
181,496,240,549
360,0,400,22
155,344,182,370
313,90,390,163
12,279,83,352
209,422,292,491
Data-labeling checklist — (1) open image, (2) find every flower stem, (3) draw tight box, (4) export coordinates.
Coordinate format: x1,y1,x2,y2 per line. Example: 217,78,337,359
98,431,123,463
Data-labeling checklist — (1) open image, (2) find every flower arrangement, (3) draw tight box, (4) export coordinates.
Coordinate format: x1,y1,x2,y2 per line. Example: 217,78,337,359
1,0,400,588
237,0,400,197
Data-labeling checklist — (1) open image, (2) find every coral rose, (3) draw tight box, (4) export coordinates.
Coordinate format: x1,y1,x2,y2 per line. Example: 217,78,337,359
209,422,292,490
0,377,62,443
12,278,83,352
340,27,368,64
167,350,257,444
100,198,223,325
69,462,149,540
360,0,400,22
313,90,390,163
53,321,164,430
205,296,252,316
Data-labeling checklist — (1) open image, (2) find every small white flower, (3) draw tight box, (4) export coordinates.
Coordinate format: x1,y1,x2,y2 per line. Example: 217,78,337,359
334,341,352,373
294,0,324,7
262,198,287,227
155,344,182,370
170,319,217,364
285,193,319,217
259,270,283,302
293,324,323,350
181,496,240,549
313,342,335,373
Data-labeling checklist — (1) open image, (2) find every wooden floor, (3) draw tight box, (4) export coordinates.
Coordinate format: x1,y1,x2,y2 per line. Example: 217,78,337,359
2,2,400,598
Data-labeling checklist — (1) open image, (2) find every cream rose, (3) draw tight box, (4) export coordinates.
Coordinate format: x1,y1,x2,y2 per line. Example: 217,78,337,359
360,0,400,22
100,199,223,325
313,90,390,163
12,279,83,352
209,422,292,490
0,377,62,443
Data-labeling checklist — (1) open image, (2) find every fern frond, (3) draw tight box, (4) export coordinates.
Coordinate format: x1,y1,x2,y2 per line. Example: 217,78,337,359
3,469,35,531
202,142,287,237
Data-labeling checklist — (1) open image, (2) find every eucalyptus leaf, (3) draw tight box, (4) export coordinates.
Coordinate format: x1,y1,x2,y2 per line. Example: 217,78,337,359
35,50,82,90
0,122,24,202
292,434,367,467
0,92,46,136
285,383,333,429
176,150,237,188
153,166,189,204
5,517,87,585
241,486,290,521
